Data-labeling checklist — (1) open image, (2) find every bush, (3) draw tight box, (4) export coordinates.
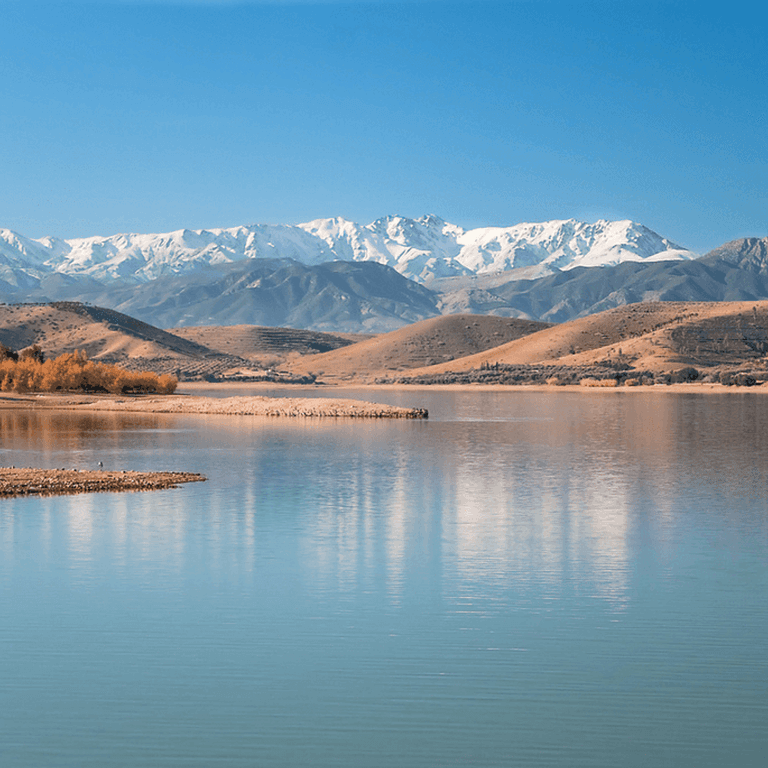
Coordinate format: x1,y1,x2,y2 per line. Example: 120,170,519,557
734,372,757,387
670,367,699,383
580,377,618,388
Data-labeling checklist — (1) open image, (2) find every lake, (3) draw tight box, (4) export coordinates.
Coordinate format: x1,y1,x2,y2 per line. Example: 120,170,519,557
1,388,766,767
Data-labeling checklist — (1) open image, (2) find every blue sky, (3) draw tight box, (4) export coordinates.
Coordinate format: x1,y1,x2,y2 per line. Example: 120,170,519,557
1,0,765,253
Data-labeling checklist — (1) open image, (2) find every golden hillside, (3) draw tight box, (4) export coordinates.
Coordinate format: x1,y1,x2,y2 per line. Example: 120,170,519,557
402,301,768,377
0,302,207,361
287,314,550,381
170,324,369,363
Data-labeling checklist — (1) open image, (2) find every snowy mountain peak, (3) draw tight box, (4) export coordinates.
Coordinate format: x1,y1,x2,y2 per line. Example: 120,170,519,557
0,216,697,288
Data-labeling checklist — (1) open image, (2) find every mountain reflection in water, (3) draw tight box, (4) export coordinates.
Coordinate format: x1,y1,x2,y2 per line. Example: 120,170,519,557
0,391,767,768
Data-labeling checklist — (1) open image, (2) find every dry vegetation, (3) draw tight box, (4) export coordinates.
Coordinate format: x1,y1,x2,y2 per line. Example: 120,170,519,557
0,347,177,394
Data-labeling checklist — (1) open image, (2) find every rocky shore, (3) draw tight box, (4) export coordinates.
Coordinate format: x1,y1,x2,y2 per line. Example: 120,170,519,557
0,468,206,498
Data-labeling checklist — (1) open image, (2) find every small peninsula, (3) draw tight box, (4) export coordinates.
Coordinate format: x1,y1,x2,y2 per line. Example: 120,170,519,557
16,393,429,419
0,468,206,498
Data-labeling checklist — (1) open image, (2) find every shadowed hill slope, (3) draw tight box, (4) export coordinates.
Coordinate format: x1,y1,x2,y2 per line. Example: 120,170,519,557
93,259,440,333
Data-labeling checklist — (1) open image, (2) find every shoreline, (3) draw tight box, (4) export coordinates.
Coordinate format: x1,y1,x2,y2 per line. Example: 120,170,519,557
0,468,206,498
0,392,429,418
0,382,765,423
177,380,768,395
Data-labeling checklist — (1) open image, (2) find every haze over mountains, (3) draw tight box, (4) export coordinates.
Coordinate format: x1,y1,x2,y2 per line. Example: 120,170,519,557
1,216,766,333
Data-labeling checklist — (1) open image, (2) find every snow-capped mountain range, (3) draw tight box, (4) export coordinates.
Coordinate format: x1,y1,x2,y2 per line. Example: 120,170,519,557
0,215,696,288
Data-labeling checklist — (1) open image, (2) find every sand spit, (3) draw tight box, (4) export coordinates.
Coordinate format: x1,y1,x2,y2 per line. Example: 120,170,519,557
0,468,206,498
21,394,428,419
86,395,430,418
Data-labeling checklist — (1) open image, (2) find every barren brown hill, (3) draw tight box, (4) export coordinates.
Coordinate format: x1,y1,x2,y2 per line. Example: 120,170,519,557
401,301,768,376
0,302,296,381
170,324,371,364
0,302,209,360
287,314,550,381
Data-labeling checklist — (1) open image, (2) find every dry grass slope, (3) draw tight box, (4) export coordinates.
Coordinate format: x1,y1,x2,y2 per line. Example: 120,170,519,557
401,301,768,377
287,314,550,381
170,325,370,363
0,303,207,362
0,303,309,381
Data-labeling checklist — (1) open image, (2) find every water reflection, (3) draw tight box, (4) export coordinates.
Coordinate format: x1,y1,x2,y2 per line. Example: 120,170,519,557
2,394,768,608
1,393,768,768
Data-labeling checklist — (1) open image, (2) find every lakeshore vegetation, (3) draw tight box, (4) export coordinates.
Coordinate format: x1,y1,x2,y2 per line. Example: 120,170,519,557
0,346,177,394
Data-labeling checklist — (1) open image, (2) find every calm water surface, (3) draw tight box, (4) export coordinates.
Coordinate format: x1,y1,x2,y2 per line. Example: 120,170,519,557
1,389,767,767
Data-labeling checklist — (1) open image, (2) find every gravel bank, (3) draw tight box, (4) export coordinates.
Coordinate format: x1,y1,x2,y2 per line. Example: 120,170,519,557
0,468,206,498
73,395,429,418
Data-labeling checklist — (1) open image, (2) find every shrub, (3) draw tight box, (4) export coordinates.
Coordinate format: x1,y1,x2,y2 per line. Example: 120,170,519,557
670,367,699,383
734,372,757,387
157,374,178,394
580,377,618,388
0,349,177,394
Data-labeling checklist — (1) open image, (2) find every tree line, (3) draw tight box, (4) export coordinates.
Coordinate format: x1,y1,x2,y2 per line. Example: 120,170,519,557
0,345,177,394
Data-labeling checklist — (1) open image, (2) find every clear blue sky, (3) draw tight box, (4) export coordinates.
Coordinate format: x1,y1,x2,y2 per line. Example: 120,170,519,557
1,0,765,253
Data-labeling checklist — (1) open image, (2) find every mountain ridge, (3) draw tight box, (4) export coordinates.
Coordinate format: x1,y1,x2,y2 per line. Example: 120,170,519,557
0,215,696,287
1,227,765,335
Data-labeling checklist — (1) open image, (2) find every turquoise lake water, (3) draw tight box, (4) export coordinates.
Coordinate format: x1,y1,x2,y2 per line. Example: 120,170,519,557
1,389,767,767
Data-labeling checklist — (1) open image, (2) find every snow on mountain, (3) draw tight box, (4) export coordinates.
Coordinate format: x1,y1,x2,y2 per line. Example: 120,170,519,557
47,224,338,282
452,219,693,276
0,229,55,290
300,216,695,281
298,215,468,281
0,229,51,270
0,216,697,289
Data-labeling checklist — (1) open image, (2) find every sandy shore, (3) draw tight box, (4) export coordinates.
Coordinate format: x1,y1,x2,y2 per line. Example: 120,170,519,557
0,392,429,418
0,467,206,498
